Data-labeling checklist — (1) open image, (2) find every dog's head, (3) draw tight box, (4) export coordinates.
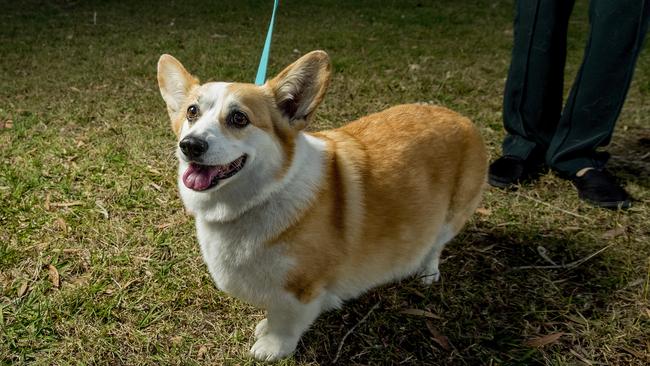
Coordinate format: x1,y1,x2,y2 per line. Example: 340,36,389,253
157,51,331,219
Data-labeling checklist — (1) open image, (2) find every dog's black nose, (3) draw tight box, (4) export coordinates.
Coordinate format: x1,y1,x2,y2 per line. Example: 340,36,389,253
179,136,208,159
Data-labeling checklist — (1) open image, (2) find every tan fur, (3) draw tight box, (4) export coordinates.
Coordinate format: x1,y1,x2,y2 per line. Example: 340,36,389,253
157,55,200,136
158,50,488,360
267,50,331,130
158,51,487,302
279,104,487,302
226,84,298,178
169,86,202,136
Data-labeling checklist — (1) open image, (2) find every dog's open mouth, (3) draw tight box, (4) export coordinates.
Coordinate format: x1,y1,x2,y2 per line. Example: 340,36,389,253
182,155,247,191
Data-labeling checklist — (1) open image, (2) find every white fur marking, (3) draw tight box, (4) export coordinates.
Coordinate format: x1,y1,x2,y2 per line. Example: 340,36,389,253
420,224,455,285
193,132,327,311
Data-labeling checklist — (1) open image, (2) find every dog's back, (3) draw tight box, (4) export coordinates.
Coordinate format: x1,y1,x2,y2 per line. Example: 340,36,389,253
278,103,488,303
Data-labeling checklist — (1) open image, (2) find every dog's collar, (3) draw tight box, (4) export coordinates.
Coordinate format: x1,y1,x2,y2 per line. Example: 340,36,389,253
254,0,279,86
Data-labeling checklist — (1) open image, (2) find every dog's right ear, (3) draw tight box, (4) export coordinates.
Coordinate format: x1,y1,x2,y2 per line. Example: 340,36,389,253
157,54,199,122
268,50,331,130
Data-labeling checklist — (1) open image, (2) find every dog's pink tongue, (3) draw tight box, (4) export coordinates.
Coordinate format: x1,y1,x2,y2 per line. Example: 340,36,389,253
182,164,221,191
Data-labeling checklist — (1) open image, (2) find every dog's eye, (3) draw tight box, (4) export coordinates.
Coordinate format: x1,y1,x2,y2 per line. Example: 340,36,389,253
228,111,249,128
186,105,200,122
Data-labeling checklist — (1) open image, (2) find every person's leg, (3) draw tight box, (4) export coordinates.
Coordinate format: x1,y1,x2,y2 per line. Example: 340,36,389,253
503,0,575,157
546,0,649,209
547,0,650,177
491,0,575,188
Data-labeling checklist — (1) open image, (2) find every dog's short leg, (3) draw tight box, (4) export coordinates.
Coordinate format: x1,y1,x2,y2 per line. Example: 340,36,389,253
420,225,455,285
254,318,269,339
420,245,442,285
250,295,323,361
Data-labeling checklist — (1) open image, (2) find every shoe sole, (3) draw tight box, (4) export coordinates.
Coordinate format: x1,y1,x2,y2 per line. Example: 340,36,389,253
488,174,519,190
488,168,548,190
583,199,631,210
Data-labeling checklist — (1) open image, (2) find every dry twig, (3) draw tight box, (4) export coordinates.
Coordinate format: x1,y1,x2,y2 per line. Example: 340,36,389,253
515,192,594,222
332,302,380,364
512,243,615,271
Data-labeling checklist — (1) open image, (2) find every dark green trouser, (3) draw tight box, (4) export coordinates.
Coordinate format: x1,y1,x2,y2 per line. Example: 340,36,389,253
502,0,650,177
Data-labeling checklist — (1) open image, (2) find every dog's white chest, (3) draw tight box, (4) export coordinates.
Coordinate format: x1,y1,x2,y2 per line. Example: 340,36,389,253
195,219,292,308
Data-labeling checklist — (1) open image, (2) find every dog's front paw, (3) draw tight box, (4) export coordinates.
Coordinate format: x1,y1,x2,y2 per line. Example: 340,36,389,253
254,318,268,339
420,271,440,285
249,334,298,361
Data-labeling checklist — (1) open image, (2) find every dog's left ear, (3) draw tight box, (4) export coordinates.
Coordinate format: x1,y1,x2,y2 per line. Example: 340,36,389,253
268,50,331,130
157,54,199,122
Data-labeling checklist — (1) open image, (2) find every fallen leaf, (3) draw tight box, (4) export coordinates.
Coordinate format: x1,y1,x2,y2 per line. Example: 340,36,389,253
425,320,451,351
569,348,594,365
47,265,60,288
0,118,13,129
51,201,84,208
156,222,174,230
17,281,29,297
95,201,109,219
119,279,137,291
68,274,91,288
602,226,626,239
412,289,426,299
474,244,496,253
52,248,82,253
524,333,563,348
170,336,182,345
408,63,421,72
44,193,51,210
149,182,162,192
400,308,442,319
54,218,68,233
197,345,208,359
475,207,491,216
561,226,582,232
620,346,643,359
146,166,162,175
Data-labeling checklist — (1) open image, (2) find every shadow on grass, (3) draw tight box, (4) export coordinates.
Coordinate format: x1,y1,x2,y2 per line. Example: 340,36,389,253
294,225,628,365
609,129,650,189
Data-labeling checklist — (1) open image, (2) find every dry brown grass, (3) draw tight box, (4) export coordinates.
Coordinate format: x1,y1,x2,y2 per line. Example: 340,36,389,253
1,0,648,365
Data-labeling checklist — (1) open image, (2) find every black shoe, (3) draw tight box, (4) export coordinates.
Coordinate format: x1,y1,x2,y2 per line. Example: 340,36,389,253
488,155,547,189
572,169,631,210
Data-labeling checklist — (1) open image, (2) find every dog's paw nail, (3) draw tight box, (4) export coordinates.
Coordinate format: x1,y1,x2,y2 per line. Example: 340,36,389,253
249,334,296,361
254,318,269,339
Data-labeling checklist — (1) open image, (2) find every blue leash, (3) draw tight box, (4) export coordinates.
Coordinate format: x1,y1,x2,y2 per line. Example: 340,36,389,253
255,0,279,85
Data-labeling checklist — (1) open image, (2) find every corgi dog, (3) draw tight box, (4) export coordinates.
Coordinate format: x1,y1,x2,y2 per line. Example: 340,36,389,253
157,50,487,361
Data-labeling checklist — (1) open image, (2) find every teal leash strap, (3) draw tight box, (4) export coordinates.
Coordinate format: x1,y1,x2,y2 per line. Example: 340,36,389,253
255,0,279,85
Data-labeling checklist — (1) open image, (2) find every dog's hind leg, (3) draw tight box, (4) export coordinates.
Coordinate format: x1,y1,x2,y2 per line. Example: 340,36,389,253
420,225,455,285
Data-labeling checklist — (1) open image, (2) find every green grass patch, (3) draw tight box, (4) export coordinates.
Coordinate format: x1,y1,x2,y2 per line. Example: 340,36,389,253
1,0,649,364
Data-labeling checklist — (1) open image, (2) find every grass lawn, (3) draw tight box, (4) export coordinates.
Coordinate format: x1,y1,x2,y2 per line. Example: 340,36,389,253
1,0,649,364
